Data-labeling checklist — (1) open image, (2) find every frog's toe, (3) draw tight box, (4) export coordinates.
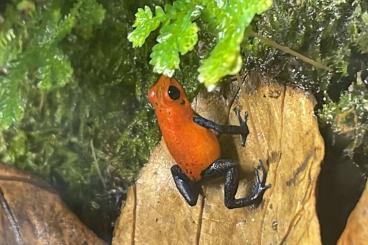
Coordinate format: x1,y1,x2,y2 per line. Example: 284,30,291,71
253,160,271,197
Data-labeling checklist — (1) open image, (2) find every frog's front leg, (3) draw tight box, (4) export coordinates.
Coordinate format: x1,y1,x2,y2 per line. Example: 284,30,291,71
171,165,202,206
201,159,271,209
193,108,249,146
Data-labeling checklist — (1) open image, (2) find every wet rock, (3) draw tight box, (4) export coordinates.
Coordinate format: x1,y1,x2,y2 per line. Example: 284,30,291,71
0,164,105,245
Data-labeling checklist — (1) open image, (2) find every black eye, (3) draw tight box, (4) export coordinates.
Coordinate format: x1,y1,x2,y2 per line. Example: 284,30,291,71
168,85,180,100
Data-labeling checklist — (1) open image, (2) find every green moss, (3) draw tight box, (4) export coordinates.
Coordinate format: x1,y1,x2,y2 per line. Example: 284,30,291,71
320,74,368,160
246,0,364,89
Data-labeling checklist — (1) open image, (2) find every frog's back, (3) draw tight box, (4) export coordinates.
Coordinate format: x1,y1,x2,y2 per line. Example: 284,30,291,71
159,112,221,181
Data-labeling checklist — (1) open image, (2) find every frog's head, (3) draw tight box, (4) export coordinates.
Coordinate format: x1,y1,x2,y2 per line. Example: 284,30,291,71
148,75,191,112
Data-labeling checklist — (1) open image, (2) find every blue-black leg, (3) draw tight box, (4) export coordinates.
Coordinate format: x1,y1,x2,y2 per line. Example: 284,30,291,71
201,159,271,209
193,108,249,146
171,165,201,206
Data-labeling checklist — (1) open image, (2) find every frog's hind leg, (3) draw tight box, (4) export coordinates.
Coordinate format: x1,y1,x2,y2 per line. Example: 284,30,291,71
171,165,202,206
201,159,271,209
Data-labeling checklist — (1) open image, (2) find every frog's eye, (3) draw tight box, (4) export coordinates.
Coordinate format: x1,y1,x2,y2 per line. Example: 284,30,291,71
168,85,180,100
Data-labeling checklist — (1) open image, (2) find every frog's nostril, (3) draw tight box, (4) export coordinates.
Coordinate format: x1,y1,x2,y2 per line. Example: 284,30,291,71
148,88,156,104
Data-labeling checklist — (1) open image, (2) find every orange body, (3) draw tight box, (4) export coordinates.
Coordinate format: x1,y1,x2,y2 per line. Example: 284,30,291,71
148,76,221,181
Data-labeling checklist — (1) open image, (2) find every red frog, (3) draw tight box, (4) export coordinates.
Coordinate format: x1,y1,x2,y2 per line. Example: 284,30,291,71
148,75,270,208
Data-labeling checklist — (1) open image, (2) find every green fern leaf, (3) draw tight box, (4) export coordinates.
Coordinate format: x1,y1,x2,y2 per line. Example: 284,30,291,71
128,6,166,47
150,9,199,76
128,0,272,88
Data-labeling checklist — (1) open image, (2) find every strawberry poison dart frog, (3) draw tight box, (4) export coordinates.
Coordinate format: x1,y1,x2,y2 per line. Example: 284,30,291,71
148,75,271,209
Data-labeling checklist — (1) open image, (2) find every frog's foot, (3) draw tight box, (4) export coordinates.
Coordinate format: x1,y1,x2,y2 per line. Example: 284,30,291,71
250,160,272,201
233,107,249,147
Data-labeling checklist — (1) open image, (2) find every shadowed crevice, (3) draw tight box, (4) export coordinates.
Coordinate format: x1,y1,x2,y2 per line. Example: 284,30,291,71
195,193,205,245
132,185,137,245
